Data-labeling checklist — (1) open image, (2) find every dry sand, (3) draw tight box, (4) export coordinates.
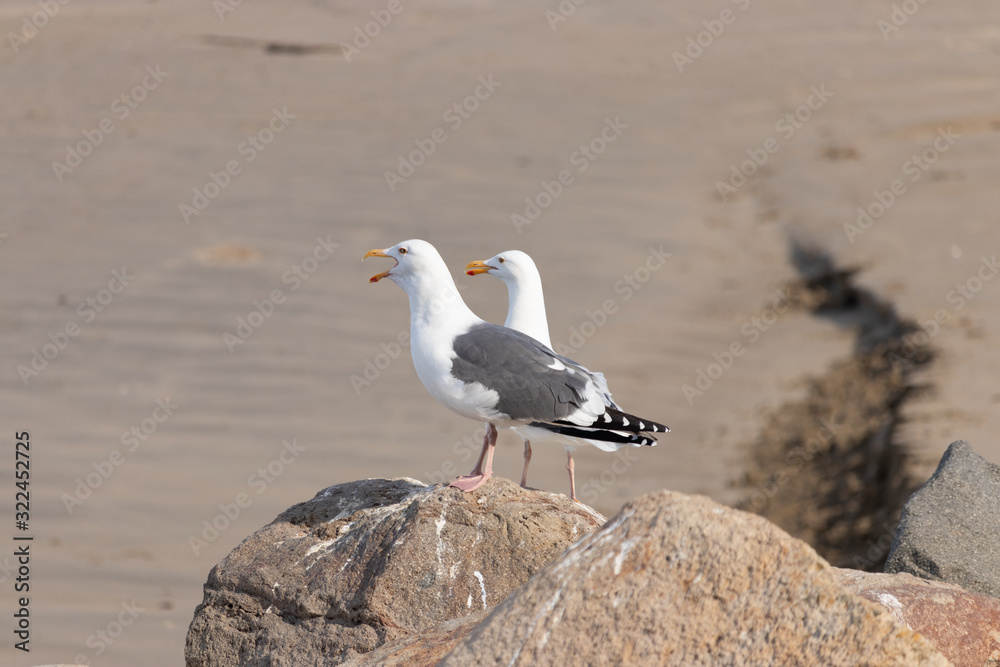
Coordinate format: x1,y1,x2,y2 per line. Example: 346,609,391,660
1,1,998,664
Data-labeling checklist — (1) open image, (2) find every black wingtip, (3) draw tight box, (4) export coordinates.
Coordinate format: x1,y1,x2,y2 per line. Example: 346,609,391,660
528,422,657,447
581,407,670,434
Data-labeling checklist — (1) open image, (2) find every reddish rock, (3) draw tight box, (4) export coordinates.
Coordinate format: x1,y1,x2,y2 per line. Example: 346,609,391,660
836,567,1000,667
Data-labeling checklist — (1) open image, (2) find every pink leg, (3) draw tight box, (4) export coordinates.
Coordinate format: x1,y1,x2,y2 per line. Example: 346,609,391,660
467,432,489,477
520,440,532,488
450,424,497,492
566,451,577,502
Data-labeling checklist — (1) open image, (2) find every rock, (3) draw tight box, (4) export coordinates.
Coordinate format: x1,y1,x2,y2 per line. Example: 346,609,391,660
835,567,1000,667
442,490,948,666
185,477,605,667
885,440,1000,598
341,612,487,667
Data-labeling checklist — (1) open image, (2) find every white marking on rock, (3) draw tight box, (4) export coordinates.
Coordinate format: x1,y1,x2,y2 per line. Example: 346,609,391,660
876,592,909,628
474,570,487,609
467,594,472,608
612,538,638,575
435,501,449,577
305,539,335,558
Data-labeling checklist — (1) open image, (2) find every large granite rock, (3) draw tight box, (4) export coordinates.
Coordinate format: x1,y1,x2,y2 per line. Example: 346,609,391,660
885,440,1000,598
442,490,948,666
185,477,605,666
836,568,1000,667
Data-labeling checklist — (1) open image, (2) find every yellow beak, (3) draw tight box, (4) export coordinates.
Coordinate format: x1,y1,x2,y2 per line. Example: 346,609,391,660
465,260,494,276
363,248,394,283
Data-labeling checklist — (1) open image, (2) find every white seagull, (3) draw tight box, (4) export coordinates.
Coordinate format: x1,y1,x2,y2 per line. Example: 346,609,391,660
466,250,632,499
364,240,668,500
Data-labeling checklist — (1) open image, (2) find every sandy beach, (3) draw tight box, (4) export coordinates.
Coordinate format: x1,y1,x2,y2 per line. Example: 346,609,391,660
2,1,999,664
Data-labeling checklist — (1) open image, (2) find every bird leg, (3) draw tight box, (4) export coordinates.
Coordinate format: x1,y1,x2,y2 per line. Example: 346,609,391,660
566,451,578,502
520,440,532,488
449,423,497,492
467,431,490,477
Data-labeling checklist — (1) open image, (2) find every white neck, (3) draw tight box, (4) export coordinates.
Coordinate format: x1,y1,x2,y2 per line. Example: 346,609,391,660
504,270,551,348
396,271,480,338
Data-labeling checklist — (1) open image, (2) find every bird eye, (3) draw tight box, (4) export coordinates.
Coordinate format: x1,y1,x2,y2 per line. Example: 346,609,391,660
498,257,505,263
399,247,407,255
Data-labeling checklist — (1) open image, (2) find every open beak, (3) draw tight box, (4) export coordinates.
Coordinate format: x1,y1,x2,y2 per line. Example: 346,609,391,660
465,260,494,276
364,249,396,283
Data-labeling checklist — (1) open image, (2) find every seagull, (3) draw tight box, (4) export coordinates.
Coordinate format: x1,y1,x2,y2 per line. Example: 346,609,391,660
466,250,628,499
364,240,668,501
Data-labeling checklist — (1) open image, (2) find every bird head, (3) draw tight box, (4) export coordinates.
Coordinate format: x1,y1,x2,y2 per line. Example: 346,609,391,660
465,250,537,285
363,239,449,289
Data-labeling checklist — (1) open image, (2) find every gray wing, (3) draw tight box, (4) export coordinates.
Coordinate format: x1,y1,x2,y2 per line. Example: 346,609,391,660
450,323,595,422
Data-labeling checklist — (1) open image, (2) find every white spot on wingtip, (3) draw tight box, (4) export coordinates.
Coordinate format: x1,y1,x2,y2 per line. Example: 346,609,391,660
621,417,629,426
638,421,645,430
602,413,611,423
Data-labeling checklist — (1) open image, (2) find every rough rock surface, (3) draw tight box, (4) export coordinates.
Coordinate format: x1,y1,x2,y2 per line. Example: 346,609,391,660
185,477,605,666
340,612,487,667
442,490,948,666
836,568,1000,667
885,440,1000,598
